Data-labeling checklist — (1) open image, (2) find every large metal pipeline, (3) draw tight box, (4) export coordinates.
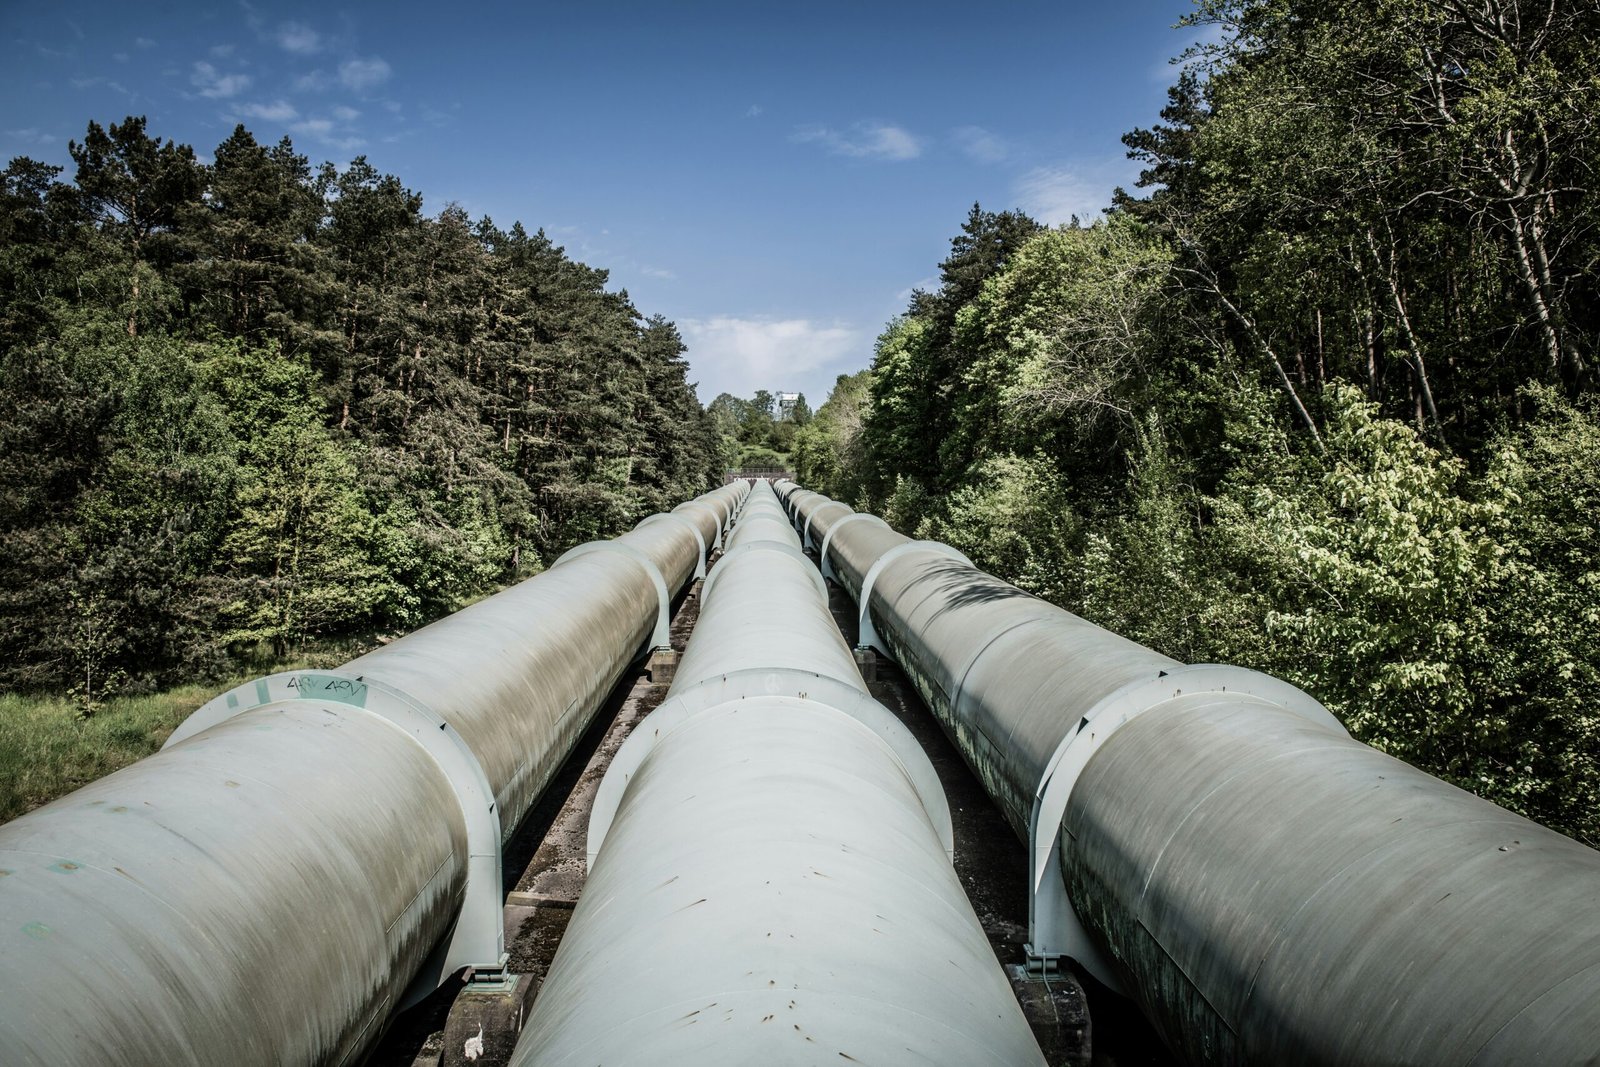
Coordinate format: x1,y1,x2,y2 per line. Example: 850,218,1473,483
512,480,1045,1065
777,480,1600,1065
0,482,747,1067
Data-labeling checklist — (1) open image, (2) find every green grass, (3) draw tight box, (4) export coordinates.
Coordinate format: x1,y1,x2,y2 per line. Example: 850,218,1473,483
0,683,234,823
0,646,369,824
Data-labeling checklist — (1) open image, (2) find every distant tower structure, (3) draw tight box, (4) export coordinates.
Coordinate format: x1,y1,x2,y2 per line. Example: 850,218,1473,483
777,391,800,419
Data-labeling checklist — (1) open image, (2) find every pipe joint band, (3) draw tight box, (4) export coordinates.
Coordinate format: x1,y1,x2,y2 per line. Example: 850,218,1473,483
587,669,952,866
817,513,890,583
700,539,827,606
554,540,673,652
1025,663,1343,986
801,501,853,552
856,541,975,655
167,670,507,997
637,512,708,579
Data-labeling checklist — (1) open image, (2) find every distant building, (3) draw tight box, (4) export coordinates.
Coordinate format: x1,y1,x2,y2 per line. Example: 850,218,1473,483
777,391,801,419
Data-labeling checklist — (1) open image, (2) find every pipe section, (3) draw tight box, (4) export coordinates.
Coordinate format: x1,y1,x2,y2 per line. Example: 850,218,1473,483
513,481,1044,1066
0,482,746,1067
781,480,1600,1066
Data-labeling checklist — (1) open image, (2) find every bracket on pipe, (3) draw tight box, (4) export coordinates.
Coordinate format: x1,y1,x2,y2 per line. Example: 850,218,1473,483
700,539,827,606
673,502,724,550
637,512,707,579
587,669,953,867
817,513,889,583
1023,664,1345,987
801,501,853,552
554,541,673,652
854,541,974,656
169,670,508,1004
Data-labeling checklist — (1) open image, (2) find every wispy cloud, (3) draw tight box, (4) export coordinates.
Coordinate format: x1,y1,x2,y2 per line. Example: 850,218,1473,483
192,61,250,99
5,128,57,146
793,122,921,161
951,125,1008,164
338,57,391,91
275,21,323,55
70,76,132,96
291,114,365,152
1014,160,1140,225
679,316,864,400
238,99,298,122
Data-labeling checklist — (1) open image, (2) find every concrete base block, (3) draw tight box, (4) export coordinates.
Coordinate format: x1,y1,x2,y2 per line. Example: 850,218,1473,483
646,647,679,685
1006,963,1091,1067
853,646,878,683
440,973,537,1067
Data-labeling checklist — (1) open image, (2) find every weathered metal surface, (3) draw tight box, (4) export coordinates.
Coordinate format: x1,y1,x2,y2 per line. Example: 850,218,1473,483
512,480,1043,1065
784,481,1600,1065
0,703,466,1066
0,483,747,1066
1063,695,1600,1065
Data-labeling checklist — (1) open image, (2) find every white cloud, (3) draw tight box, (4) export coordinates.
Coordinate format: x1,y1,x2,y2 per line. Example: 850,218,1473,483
338,57,391,91
793,122,921,161
291,115,366,152
1014,160,1141,225
192,61,250,99
951,125,1008,164
5,128,56,146
275,21,322,55
679,316,865,401
239,99,298,122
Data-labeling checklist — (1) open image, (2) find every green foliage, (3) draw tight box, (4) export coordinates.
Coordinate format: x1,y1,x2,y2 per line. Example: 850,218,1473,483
800,10,1600,840
793,370,872,504
921,454,1083,605
0,115,720,697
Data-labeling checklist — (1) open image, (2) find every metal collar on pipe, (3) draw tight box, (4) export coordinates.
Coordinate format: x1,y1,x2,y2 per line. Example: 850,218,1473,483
818,513,889,582
587,670,954,865
700,540,827,604
553,540,673,652
637,512,707,579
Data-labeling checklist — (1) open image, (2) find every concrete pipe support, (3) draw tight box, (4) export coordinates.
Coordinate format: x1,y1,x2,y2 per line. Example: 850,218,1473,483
512,480,1043,1066
0,484,744,1067
784,481,1600,1065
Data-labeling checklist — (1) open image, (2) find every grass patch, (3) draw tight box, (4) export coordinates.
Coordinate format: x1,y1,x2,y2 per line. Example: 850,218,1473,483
0,683,234,823
0,646,368,824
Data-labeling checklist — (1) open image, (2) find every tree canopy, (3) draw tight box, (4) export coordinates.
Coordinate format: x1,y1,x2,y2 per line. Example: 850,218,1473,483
0,118,720,703
796,1,1600,844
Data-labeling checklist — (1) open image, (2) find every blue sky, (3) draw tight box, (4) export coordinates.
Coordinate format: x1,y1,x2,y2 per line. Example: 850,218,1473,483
2,1,1207,407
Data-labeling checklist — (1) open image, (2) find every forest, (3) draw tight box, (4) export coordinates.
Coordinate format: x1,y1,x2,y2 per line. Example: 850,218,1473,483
0,117,722,708
795,0,1600,844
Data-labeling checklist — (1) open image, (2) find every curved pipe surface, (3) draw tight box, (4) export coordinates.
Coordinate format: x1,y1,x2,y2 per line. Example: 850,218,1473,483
786,482,1600,1065
0,484,745,1066
513,481,1043,1065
